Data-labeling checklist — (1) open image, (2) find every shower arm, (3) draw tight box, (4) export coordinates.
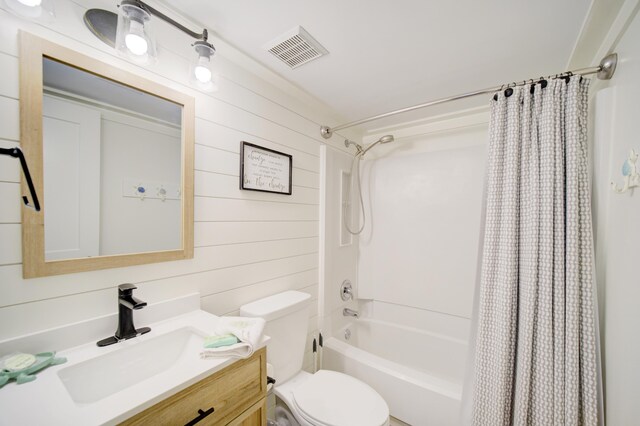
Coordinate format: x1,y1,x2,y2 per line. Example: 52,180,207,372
320,53,618,139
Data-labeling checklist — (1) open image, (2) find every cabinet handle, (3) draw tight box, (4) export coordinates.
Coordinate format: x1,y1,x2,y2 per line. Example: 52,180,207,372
185,407,214,426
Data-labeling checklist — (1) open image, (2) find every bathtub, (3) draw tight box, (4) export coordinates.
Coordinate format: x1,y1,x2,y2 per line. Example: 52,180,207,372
323,318,467,425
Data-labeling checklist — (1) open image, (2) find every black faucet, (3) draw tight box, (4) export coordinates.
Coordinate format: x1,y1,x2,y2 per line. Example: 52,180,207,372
97,284,151,347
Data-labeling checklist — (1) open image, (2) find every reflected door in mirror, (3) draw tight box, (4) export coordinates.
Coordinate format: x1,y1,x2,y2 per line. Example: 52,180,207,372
42,57,183,261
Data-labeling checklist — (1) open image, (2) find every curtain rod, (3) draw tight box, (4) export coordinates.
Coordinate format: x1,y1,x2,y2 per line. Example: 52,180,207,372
320,53,618,139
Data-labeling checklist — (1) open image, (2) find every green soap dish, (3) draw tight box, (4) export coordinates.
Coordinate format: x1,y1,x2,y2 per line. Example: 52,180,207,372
0,352,67,388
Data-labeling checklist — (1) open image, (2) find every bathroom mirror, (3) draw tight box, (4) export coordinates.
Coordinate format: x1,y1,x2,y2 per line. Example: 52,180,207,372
19,32,194,278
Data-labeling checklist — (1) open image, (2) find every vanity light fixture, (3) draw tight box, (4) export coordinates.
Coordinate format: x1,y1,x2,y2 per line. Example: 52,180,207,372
2,0,55,21
84,0,218,90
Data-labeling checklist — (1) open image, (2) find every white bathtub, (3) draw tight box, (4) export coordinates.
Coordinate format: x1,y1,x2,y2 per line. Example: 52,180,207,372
323,318,467,425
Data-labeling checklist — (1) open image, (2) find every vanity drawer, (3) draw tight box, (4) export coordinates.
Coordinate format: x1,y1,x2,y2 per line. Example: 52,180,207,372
122,347,267,425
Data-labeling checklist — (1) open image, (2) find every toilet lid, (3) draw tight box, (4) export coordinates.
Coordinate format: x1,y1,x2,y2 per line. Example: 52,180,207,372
291,370,389,426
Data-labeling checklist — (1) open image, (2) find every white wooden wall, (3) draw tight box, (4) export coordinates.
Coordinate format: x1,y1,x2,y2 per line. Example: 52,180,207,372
0,0,359,374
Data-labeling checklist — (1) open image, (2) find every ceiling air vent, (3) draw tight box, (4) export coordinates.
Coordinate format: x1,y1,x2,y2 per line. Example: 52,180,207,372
265,26,328,69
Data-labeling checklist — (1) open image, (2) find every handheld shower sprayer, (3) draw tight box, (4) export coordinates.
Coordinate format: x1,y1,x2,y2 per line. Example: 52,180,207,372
344,135,395,158
344,135,395,235
360,134,395,156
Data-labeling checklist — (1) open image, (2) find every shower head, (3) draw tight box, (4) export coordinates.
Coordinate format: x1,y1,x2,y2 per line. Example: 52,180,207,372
344,139,364,154
360,134,395,156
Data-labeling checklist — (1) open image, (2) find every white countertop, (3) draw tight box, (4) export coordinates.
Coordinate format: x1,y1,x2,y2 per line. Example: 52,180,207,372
0,309,268,426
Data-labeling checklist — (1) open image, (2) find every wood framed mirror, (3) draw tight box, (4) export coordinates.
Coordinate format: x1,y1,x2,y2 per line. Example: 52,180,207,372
19,31,194,278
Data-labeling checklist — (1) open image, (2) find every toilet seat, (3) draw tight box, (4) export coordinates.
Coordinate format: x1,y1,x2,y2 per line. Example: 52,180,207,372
290,370,389,426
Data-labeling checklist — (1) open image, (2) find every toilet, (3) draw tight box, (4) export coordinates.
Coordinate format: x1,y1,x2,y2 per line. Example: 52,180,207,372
240,291,389,426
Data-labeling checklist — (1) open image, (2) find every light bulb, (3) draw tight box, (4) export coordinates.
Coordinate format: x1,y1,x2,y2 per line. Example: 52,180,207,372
17,0,42,6
194,56,212,83
125,20,148,56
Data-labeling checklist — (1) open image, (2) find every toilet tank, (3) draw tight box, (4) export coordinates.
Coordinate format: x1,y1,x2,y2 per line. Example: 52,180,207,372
240,291,311,384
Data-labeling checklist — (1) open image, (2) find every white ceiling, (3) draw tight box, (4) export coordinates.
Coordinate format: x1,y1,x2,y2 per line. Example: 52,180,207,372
166,0,593,131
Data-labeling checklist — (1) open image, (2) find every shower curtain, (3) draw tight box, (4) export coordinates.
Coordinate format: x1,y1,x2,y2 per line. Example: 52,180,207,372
468,78,600,425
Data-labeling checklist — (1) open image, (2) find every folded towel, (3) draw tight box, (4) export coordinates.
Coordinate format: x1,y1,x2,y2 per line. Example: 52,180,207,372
200,317,265,359
203,334,240,349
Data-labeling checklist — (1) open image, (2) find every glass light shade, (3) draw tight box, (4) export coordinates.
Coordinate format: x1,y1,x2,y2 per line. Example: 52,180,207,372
115,1,156,63
190,41,218,92
2,0,55,21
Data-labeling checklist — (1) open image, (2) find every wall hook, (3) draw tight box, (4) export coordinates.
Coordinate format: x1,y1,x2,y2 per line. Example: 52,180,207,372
611,148,639,194
0,147,40,211
157,186,167,202
134,184,147,200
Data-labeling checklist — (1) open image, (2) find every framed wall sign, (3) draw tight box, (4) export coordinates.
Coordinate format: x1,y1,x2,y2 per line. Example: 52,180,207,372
240,142,293,195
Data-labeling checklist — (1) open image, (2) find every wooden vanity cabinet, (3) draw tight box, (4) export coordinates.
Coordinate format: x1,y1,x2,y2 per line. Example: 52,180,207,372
122,347,267,426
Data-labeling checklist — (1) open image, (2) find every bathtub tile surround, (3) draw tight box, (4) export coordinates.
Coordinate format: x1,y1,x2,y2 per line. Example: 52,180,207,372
319,114,486,425
361,299,470,341
358,123,487,333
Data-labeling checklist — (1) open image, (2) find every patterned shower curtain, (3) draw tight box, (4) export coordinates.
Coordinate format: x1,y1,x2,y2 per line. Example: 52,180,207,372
471,78,599,425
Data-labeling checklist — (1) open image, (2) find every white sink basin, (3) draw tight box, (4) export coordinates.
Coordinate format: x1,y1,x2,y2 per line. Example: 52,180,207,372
57,327,205,404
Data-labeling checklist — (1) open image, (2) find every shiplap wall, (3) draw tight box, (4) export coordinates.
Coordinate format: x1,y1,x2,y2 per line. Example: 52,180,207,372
0,0,358,373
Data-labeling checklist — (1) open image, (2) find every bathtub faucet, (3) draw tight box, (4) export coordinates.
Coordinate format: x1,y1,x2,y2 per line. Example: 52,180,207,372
343,308,359,318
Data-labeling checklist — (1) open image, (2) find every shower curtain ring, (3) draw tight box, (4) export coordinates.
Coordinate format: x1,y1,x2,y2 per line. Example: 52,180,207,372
505,83,515,97
494,84,506,101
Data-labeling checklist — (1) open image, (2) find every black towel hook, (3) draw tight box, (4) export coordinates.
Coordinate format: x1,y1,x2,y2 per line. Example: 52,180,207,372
0,147,40,211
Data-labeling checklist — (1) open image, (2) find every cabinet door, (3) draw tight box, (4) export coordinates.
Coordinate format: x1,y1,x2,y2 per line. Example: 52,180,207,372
122,347,267,426
229,398,267,426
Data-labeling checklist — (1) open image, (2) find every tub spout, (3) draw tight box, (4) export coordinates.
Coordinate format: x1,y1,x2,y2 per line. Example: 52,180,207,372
343,308,359,318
